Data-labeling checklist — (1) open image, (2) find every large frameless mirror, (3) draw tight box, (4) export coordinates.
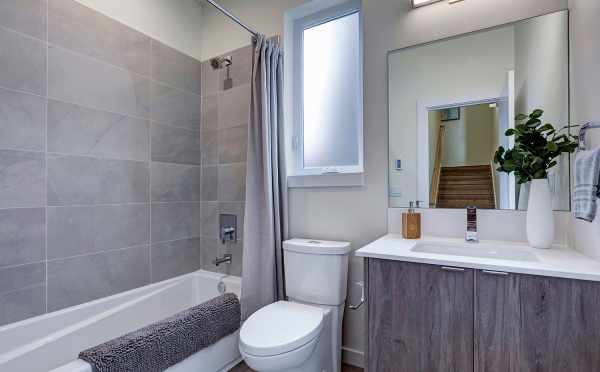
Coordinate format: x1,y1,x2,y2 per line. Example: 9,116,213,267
388,10,570,211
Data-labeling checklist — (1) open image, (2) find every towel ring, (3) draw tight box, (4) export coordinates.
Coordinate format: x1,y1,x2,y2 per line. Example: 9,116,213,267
578,122,600,151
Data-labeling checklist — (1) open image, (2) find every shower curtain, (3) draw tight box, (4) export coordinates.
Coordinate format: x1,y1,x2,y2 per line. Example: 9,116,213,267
241,35,288,320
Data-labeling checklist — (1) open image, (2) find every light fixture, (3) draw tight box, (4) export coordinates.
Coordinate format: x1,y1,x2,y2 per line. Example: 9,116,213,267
412,0,464,8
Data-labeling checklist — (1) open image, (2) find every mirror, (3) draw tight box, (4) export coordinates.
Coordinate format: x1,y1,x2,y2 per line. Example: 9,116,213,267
388,10,570,211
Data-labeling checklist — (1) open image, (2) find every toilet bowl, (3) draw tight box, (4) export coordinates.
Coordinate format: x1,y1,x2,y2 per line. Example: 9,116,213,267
239,301,329,372
239,239,351,372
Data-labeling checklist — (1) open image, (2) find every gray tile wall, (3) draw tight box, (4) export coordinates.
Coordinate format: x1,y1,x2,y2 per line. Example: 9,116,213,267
0,0,233,326
201,45,252,279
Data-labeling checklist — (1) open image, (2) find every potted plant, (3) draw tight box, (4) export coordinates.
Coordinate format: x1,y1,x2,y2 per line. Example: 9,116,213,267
494,109,578,248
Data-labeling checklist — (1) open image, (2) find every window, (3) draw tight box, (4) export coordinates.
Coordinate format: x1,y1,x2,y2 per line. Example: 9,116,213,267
290,0,363,180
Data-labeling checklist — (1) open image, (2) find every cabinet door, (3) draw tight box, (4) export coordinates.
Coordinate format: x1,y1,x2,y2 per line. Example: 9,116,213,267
421,264,474,372
475,271,600,372
367,259,474,372
474,270,521,372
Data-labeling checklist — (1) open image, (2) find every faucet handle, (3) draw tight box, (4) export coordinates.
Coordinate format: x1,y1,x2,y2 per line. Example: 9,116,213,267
466,206,478,242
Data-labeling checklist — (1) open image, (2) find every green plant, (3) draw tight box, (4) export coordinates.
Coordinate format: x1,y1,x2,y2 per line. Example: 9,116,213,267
493,109,578,184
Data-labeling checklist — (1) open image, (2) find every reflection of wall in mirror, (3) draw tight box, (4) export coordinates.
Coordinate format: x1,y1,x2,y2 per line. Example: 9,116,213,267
388,26,515,208
514,11,569,211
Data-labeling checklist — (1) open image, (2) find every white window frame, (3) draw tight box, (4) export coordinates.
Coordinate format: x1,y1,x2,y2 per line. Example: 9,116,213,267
287,0,364,184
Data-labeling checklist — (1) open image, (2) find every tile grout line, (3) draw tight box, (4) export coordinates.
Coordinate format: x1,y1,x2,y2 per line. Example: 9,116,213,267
149,38,153,285
44,0,49,315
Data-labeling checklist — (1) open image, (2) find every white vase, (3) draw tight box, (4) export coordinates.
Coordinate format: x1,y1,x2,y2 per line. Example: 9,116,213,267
526,178,554,249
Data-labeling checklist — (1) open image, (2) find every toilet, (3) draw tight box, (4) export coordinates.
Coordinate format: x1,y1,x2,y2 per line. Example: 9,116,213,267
239,239,352,372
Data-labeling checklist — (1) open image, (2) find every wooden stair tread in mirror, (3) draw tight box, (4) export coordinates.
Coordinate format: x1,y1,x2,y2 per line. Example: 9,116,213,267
436,165,496,209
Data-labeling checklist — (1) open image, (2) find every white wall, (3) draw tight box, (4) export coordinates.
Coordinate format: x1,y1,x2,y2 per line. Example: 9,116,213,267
74,0,204,60
568,0,600,260
388,26,515,206
200,0,305,60
200,0,569,366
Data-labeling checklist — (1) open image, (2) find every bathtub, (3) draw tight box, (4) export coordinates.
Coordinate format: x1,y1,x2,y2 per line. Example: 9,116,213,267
0,270,242,372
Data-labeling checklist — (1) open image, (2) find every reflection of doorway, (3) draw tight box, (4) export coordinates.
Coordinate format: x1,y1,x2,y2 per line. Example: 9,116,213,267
429,103,502,209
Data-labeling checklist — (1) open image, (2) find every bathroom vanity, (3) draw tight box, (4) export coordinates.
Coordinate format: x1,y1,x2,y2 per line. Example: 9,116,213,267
356,236,600,372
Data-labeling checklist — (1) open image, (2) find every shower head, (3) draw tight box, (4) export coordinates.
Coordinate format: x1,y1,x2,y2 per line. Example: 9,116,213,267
210,56,232,70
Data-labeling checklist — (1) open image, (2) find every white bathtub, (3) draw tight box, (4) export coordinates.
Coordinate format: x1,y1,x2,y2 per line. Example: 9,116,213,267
0,270,242,372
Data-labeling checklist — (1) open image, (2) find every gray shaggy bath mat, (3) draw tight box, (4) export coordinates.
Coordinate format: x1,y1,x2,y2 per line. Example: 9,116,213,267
79,292,241,372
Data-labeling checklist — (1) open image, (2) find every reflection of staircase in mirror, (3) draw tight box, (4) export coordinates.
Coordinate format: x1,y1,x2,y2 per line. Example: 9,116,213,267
436,165,496,209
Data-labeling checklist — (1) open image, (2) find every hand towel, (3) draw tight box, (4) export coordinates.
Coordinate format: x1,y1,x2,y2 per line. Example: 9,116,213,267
573,148,600,222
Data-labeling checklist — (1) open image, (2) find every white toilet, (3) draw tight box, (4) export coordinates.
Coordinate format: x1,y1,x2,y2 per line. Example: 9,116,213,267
239,238,352,372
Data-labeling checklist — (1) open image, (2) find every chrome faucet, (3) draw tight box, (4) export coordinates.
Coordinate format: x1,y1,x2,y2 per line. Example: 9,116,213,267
465,206,478,242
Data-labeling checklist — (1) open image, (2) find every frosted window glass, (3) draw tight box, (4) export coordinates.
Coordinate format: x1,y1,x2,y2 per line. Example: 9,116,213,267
303,12,360,168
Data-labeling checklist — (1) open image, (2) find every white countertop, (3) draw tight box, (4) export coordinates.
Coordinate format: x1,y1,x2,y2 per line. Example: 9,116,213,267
355,234,600,282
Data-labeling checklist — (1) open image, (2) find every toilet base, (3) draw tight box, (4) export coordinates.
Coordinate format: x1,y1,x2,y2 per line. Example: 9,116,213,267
241,308,334,372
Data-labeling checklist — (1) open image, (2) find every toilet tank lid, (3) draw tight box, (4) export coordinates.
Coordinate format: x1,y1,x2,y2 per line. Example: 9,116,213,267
283,239,351,255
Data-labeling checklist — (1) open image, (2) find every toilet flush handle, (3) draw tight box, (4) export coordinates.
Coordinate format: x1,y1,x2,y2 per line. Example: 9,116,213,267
348,281,365,310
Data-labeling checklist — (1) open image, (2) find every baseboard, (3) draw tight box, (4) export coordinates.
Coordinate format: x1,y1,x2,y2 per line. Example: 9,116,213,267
342,346,364,368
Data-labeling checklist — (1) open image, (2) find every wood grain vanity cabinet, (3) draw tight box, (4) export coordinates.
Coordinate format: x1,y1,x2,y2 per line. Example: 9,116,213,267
365,258,600,372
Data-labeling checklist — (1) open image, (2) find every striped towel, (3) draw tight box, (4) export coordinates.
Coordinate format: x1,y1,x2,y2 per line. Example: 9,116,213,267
573,148,600,222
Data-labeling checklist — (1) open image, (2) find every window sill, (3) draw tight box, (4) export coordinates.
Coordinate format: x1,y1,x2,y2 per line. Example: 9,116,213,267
287,173,365,188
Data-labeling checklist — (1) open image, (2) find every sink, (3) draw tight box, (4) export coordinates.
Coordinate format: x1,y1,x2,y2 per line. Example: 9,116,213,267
411,241,539,262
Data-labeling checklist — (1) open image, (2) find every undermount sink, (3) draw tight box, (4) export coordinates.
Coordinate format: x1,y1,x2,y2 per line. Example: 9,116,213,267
411,241,539,262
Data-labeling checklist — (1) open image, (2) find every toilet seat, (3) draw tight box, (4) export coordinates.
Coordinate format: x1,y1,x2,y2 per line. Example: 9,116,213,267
239,301,324,357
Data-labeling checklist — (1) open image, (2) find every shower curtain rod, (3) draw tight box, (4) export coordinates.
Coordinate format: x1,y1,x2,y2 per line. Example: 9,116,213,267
205,0,259,37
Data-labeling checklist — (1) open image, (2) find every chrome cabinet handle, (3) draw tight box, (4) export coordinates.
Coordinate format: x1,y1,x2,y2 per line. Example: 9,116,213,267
482,270,509,276
441,266,466,272
348,281,364,310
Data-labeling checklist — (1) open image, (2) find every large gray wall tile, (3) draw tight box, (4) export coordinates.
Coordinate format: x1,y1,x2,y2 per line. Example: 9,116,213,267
200,237,219,272
0,263,45,293
219,240,242,276
0,208,45,267
47,155,149,205
151,82,201,131
47,245,150,311
218,163,246,202
151,202,200,243
200,202,218,238
48,0,151,75
218,125,247,164
0,28,45,95
152,41,202,94
201,166,217,201
218,84,250,129
48,46,151,118
201,130,218,166
201,94,218,133
0,284,45,326
0,88,45,151
201,60,220,96
151,162,200,202
48,204,150,259
47,100,149,161
151,238,200,282
0,150,45,208
0,0,46,40
151,123,201,165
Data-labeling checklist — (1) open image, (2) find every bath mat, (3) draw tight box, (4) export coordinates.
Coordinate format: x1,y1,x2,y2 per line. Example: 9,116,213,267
79,293,241,372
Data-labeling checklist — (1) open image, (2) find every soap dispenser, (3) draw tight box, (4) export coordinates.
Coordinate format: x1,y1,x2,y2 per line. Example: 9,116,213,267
402,201,421,239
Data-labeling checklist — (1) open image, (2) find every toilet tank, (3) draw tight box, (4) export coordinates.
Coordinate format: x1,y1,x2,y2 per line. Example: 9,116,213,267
283,239,351,306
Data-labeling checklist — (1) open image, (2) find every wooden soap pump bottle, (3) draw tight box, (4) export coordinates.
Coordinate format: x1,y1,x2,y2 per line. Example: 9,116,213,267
402,201,422,239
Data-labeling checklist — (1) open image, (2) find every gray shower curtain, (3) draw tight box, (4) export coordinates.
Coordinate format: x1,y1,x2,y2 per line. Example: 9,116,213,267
241,35,287,320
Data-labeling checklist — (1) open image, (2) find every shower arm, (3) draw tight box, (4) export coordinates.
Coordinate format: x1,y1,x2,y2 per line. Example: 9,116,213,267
204,0,259,37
